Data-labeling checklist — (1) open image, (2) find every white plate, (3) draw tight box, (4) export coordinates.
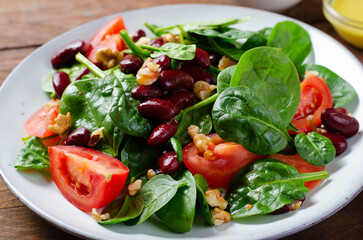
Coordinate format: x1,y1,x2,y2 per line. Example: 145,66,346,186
0,4,362,240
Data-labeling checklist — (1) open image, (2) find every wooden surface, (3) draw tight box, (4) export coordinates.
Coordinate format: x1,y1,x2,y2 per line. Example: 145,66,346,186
0,0,362,239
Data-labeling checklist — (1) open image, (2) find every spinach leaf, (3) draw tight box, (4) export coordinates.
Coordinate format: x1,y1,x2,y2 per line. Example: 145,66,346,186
212,86,291,155
230,47,301,127
205,38,244,61
241,33,268,50
294,132,336,167
141,43,196,61
156,171,196,232
227,159,329,218
299,64,357,107
41,63,86,94
174,106,213,145
170,137,183,163
190,28,254,42
99,195,144,224
15,136,49,170
267,21,312,68
194,174,213,225
121,137,162,180
217,65,236,93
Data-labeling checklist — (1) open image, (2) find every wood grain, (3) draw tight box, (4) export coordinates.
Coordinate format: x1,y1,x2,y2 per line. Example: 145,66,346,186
0,0,362,239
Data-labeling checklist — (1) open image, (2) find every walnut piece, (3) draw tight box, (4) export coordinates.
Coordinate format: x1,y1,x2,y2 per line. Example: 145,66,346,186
136,58,161,85
211,207,231,226
92,208,110,221
147,169,157,180
218,56,237,70
193,81,217,100
48,112,71,139
163,33,179,43
87,127,104,147
290,200,303,211
45,99,60,108
187,125,212,153
135,36,151,46
128,179,142,196
95,47,124,69
205,189,228,210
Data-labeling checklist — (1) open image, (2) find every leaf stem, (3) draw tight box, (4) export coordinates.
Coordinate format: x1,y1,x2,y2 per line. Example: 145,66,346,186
144,22,159,36
139,44,165,52
178,93,219,117
75,53,105,78
120,30,151,58
299,171,329,182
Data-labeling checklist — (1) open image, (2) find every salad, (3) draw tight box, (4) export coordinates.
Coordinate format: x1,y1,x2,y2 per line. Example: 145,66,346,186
15,14,359,232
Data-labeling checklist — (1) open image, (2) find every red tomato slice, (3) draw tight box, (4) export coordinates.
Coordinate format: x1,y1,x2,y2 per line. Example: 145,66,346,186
86,15,127,63
269,153,325,191
183,133,262,187
24,99,61,146
49,146,129,211
291,74,333,133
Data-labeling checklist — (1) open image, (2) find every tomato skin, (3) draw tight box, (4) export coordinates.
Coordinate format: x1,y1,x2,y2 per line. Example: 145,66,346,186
49,146,128,211
86,15,127,63
291,74,333,133
183,133,262,187
269,153,325,191
24,100,61,146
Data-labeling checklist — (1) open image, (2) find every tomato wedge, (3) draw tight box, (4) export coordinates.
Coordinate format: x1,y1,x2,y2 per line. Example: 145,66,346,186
269,153,325,191
86,15,127,63
49,146,129,211
24,99,61,146
183,133,262,187
291,74,333,133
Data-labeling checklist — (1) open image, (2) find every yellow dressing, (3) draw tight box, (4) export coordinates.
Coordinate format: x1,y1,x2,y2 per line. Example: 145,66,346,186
332,0,363,22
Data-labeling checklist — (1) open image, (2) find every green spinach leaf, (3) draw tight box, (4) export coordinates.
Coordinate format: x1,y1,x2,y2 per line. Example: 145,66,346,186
170,137,183,163
212,86,291,155
156,171,196,232
294,132,336,167
230,47,301,127
141,43,196,61
299,64,357,107
217,65,236,93
267,21,312,68
194,174,213,225
227,159,329,218
190,28,254,42
15,136,49,170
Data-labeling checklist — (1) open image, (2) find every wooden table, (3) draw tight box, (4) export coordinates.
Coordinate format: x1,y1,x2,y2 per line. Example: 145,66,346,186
0,0,362,239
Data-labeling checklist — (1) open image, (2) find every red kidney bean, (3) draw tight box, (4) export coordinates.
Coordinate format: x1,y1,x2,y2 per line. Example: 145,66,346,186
209,51,222,67
336,107,348,115
180,64,216,84
149,37,164,48
187,48,210,69
321,108,359,138
131,29,146,42
138,98,179,120
61,127,91,146
164,89,195,111
157,151,181,174
119,54,143,74
319,131,348,156
51,40,90,69
271,198,305,215
75,67,91,80
148,119,179,147
153,55,171,71
158,70,194,91
131,85,163,101
53,71,71,98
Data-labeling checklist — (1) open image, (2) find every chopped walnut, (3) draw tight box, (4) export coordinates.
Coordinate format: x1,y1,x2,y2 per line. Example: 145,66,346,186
92,208,110,221
187,125,212,153
128,179,142,196
95,47,124,69
163,33,179,43
136,58,161,85
290,200,303,211
48,112,71,139
187,125,200,139
135,36,151,46
193,81,217,100
205,189,228,210
218,56,237,70
211,207,231,226
45,99,60,108
87,127,104,147
147,169,157,180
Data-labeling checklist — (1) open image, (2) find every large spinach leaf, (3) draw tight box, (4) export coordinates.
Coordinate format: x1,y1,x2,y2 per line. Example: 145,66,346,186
190,28,254,42
174,106,212,145
230,47,301,127
267,21,312,68
194,174,213,225
156,171,196,232
15,136,49,170
141,43,196,61
127,174,187,225
299,64,357,107
227,159,329,218
294,132,336,167
212,86,291,155
121,137,161,180
217,65,236,93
